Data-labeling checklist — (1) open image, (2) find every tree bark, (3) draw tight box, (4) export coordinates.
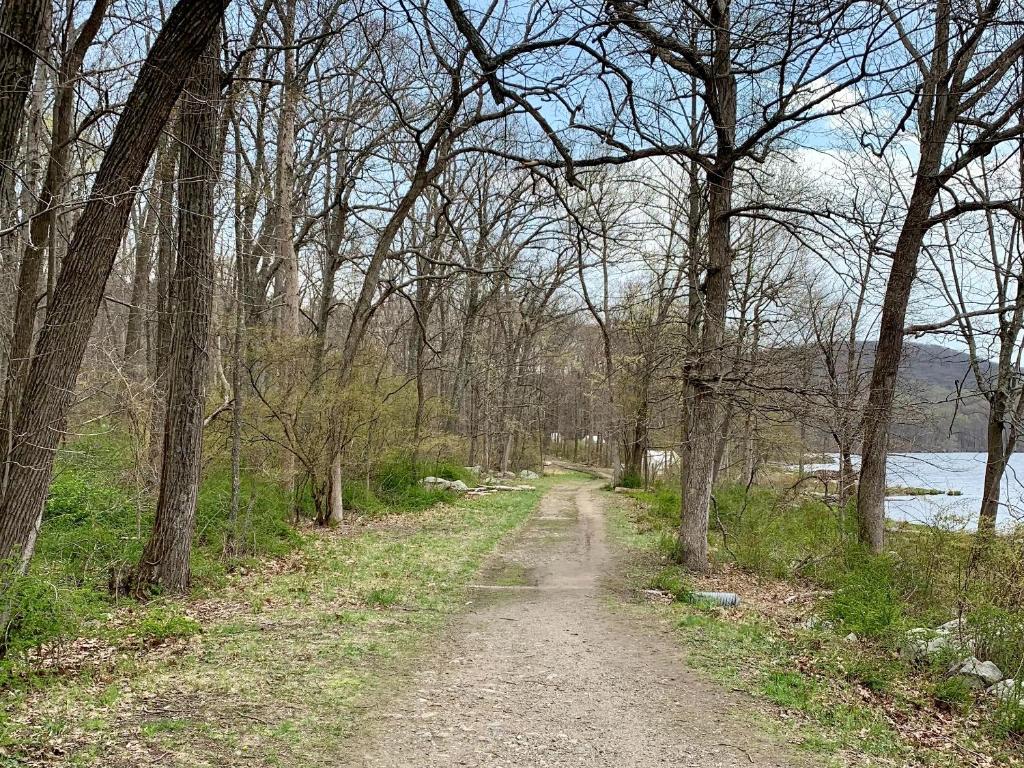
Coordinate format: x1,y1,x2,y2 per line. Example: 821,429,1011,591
0,0,228,567
124,133,165,378
147,119,181,469
0,0,109,479
856,178,937,553
679,155,735,572
135,30,220,594
0,0,48,194
978,395,1010,537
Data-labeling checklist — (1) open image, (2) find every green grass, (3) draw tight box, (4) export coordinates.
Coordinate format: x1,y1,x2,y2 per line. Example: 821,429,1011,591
0,434,495,683
0,477,548,764
604,488,1024,766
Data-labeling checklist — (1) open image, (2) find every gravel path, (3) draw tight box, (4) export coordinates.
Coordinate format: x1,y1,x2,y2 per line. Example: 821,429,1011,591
345,480,800,767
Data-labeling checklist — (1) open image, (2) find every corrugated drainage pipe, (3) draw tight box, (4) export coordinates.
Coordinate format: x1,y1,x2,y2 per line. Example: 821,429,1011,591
691,591,740,607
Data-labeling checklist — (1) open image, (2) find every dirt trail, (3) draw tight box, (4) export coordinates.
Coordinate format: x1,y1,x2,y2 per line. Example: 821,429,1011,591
345,480,800,767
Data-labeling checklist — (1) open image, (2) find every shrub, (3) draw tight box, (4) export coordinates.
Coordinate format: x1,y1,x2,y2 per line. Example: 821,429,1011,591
0,573,90,666
619,471,643,489
135,604,202,644
647,566,692,602
967,605,1024,678
994,694,1024,741
822,555,904,640
931,676,973,715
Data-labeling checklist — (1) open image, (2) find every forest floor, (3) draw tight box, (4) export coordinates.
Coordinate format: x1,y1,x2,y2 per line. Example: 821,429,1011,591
4,475,835,767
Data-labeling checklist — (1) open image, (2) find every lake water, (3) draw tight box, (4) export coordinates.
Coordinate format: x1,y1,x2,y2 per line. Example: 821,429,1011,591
801,452,1024,531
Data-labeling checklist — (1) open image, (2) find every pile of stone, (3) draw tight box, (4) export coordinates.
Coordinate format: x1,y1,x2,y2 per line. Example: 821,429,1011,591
420,476,469,492
420,468,537,498
902,619,1020,702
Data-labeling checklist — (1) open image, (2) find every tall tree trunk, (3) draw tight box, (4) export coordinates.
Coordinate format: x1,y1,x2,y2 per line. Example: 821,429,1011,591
275,0,299,336
135,31,220,594
978,398,1008,537
147,122,180,470
679,158,734,572
0,0,48,195
0,0,229,568
856,178,937,553
124,136,164,378
0,0,108,481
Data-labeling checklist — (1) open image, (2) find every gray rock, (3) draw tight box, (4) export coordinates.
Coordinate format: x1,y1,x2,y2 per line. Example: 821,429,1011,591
518,469,540,480
937,618,967,634
844,632,859,643
449,480,469,493
464,465,483,475
901,628,953,661
420,476,453,490
800,616,835,631
988,679,1021,702
950,657,1003,688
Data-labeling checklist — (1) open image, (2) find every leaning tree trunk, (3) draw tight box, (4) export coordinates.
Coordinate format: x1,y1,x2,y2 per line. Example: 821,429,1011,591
856,177,937,554
135,31,220,595
0,0,229,569
0,0,48,195
0,0,108,479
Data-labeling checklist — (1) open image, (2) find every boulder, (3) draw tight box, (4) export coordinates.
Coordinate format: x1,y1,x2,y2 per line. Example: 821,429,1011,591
988,679,1021,702
937,618,973,639
901,628,953,661
844,632,859,643
421,476,465,491
464,465,483,476
949,657,1003,689
519,469,540,480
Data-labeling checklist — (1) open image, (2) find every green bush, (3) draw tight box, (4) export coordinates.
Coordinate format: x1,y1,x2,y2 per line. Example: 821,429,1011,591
823,555,904,640
968,605,1024,677
337,454,478,516
195,469,300,562
994,694,1024,741
0,573,92,668
931,676,973,715
619,471,643,489
135,604,202,643
647,566,692,602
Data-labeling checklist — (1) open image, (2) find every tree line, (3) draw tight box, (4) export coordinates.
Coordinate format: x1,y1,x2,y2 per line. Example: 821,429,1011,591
0,0,1022,605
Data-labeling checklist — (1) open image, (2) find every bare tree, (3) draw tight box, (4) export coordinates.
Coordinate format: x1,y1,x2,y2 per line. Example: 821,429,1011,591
857,0,1024,553
0,0,229,571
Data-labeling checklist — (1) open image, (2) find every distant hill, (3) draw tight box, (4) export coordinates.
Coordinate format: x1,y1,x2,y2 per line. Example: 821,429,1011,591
897,342,980,389
879,341,989,452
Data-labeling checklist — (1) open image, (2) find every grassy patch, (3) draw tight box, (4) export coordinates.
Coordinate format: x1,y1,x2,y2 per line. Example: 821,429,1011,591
0,473,548,764
604,491,1024,767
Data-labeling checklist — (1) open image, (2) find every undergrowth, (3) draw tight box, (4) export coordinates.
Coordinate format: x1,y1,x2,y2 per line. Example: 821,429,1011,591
614,481,1024,764
0,476,546,764
0,434,479,684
